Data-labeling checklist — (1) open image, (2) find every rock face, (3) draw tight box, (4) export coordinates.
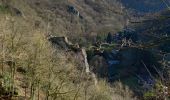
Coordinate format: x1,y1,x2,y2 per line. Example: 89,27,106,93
10,7,22,16
49,36,81,50
67,5,79,15
81,48,90,73
48,36,98,85
67,5,83,19
48,36,71,50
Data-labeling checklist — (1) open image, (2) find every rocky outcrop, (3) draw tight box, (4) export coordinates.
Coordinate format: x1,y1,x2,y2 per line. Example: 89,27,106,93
48,36,98,85
48,36,70,49
81,48,98,85
67,5,83,19
81,48,90,73
48,36,81,51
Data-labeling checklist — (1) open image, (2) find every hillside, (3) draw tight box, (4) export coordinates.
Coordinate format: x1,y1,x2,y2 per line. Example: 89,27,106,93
27,0,127,44
0,0,135,100
129,10,170,51
0,0,170,100
86,9,170,99
121,0,169,13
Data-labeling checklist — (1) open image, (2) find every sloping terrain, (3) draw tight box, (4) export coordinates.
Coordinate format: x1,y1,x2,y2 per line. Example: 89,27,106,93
27,0,126,44
121,0,170,13
0,0,170,100
87,9,170,99
130,10,170,52
0,0,136,100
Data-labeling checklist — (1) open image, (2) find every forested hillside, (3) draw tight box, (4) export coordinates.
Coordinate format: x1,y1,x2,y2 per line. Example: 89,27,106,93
0,0,169,100
121,0,169,13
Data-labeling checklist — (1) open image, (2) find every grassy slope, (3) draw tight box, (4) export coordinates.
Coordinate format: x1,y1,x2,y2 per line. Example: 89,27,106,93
27,0,126,44
0,0,135,99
